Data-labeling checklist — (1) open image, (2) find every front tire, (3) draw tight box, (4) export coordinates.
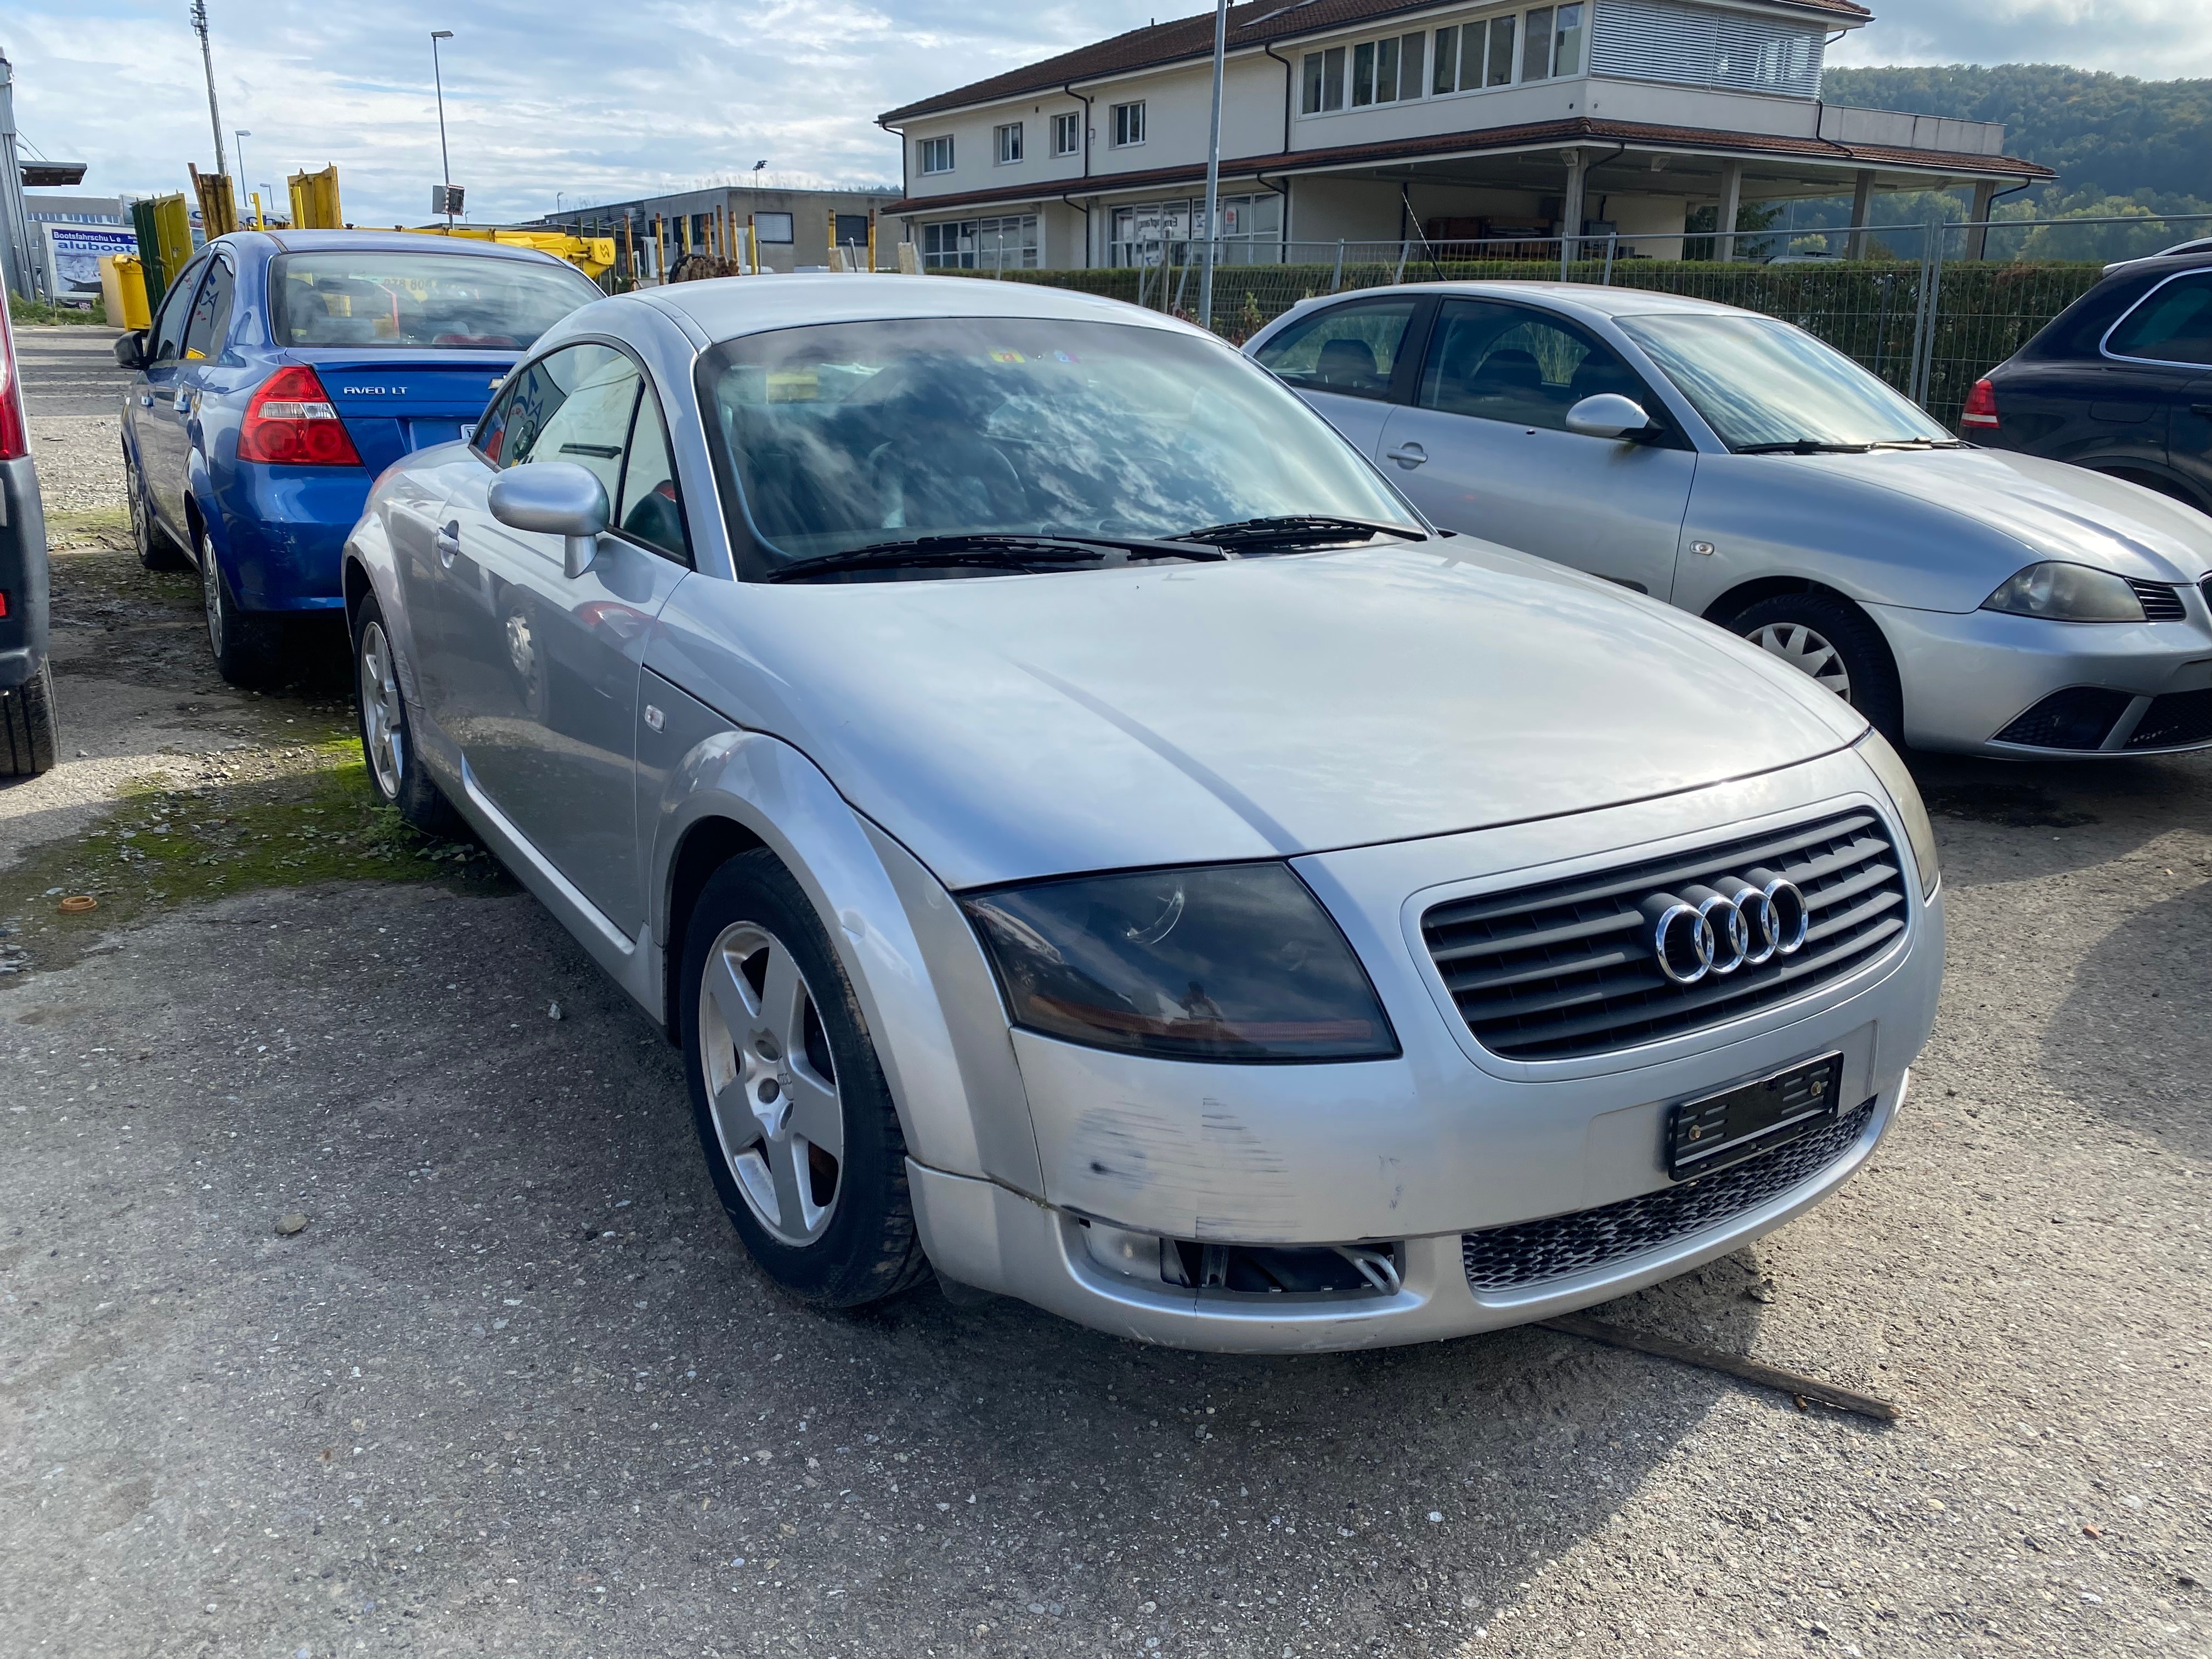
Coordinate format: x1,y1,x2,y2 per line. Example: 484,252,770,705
1729,591,1904,745
680,849,930,1308
351,594,460,836
0,662,59,777
198,526,287,686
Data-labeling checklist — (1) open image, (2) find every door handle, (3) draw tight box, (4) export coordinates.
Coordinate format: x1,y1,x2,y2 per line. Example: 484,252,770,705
1384,442,1428,469
435,521,461,568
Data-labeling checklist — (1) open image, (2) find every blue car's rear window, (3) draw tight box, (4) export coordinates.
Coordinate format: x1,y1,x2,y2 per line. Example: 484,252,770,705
269,252,599,350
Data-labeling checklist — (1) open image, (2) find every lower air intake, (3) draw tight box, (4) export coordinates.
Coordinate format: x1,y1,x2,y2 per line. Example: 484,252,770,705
1462,1101,1875,1294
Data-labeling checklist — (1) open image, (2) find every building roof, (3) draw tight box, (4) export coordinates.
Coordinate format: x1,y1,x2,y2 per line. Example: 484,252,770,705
882,114,2051,216
878,0,1874,124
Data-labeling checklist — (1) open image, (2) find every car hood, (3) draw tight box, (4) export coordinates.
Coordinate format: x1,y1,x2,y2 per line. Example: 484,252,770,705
657,540,1865,890
1776,447,2212,586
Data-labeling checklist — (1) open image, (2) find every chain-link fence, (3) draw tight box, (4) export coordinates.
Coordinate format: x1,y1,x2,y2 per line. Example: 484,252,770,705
950,213,2212,431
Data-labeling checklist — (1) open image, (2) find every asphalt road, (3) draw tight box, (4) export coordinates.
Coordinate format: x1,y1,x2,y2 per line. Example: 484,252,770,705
3,328,2209,1659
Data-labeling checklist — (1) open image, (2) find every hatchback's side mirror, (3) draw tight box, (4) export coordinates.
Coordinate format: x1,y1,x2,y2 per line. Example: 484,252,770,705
489,462,611,579
114,331,149,371
1565,393,1659,441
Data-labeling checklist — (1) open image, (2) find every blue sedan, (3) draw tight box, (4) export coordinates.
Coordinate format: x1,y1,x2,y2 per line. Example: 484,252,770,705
116,229,601,682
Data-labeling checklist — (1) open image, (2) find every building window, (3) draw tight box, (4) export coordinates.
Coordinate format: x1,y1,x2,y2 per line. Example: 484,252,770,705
1523,4,1584,81
995,122,1023,165
1434,17,1519,92
1301,47,1349,114
754,212,794,244
1111,101,1146,147
919,135,954,174
1053,111,1081,155
922,215,1039,270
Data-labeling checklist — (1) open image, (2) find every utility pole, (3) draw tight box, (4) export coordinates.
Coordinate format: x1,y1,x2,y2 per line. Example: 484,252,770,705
430,31,454,225
234,128,250,217
0,48,41,300
1197,0,1227,332
190,0,229,188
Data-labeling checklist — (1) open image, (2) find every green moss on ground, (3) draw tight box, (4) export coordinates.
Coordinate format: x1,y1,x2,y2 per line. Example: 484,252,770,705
0,721,507,981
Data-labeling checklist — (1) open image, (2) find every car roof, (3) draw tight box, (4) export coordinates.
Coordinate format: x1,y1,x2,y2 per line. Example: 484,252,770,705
218,228,575,266
632,273,1197,343
1286,281,1759,328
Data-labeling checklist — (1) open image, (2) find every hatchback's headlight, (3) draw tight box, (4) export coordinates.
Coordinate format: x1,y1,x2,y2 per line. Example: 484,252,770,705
1981,562,2145,622
1857,730,1940,899
961,863,1398,1063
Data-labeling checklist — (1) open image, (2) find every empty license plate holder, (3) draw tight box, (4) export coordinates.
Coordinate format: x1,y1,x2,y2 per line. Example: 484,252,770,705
1666,1053,1842,1182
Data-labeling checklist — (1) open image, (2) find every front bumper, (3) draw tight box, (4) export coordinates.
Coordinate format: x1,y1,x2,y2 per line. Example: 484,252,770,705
896,748,1945,1352
1874,599,2212,756
0,452,50,692
911,1074,1907,1354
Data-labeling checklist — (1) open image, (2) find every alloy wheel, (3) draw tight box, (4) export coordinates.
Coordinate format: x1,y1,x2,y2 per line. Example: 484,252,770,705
200,542,226,657
358,620,406,800
697,922,845,1246
1747,621,1852,702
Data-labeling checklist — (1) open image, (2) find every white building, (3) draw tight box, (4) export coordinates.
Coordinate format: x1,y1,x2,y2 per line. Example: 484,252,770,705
877,0,2052,270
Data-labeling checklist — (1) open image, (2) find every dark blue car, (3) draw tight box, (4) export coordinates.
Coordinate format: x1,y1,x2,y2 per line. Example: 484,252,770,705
115,229,602,682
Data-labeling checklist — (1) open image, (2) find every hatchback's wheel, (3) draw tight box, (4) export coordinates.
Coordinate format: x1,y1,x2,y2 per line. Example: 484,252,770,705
352,595,460,835
127,451,190,572
1729,591,1903,744
0,662,59,777
681,850,929,1307
198,528,287,686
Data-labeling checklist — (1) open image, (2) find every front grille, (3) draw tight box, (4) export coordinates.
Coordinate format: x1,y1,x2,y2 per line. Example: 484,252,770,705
2128,578,2187,621
1462,1100,1874,1294
1993,686,2134,750
2125,687,2212,750
1422,812,1908,1062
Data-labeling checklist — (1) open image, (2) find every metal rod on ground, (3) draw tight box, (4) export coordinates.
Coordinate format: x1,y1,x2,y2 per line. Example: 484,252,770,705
1330,239,1345,293
1197,0,1227,331
1602,232,1617,286
1539,1313,1901,1423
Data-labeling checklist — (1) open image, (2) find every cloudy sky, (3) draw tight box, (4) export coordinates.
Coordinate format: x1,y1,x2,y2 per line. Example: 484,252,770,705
7,0,2207,227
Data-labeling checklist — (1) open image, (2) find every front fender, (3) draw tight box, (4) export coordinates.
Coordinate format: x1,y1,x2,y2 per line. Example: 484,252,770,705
642,673,1040,1193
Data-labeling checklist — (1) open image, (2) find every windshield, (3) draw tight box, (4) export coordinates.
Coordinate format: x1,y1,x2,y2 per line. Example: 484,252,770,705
269,252,600,350
1616,313,1954,451
698,317,1421,578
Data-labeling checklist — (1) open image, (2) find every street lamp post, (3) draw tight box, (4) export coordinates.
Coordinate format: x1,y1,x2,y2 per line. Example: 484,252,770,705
233,128,251,219
1197,0,1227,332
430,30,455,226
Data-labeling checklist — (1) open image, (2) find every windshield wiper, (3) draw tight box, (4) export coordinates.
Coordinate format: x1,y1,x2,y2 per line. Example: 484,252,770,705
761,533,1228,584
1867,437,1970,450
1733,440,1875,455
1173,515,1427,551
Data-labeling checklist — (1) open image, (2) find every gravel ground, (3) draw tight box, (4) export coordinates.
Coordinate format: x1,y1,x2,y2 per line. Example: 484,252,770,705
2,328,2209,1659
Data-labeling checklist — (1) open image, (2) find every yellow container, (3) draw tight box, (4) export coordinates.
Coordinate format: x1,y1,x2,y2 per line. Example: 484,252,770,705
100,255,153,331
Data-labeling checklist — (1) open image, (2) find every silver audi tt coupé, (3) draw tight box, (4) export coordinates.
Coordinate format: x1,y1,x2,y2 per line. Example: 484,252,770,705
343,276,1944,1351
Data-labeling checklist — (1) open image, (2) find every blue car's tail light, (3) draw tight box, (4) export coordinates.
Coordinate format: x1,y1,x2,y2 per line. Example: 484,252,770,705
238,365,363,466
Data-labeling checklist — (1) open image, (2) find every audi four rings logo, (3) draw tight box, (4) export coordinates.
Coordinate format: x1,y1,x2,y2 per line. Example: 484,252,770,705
1641,871,1810,986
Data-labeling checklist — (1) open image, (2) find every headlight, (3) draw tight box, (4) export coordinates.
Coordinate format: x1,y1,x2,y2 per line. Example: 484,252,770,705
961,862,1398,1063
1981,562,2145,622
1857,730,1940,900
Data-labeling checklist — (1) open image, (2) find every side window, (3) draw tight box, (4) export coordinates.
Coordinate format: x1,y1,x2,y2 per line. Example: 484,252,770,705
182,257,236,360
1251,300,1418,400
617,391,691,561
1418,300,1652,431
512,345,641,509
149,258,207,363
2107,274,2212,366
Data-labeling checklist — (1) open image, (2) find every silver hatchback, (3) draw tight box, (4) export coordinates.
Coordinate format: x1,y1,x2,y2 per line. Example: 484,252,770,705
1248,284,2212,759
343,276,1942,1352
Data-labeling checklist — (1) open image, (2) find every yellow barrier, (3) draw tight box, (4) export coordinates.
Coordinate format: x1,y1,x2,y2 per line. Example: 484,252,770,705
397,225,616,281
99,255,152,331
289,166,343,230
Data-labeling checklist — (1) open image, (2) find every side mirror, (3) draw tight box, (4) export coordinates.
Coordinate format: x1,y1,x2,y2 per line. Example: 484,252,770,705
114,331,149,371
1565,393,1659,441
489,462,611,579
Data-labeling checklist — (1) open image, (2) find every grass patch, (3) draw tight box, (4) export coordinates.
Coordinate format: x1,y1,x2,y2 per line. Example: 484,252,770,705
8,295,110,327
0,720,509,981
